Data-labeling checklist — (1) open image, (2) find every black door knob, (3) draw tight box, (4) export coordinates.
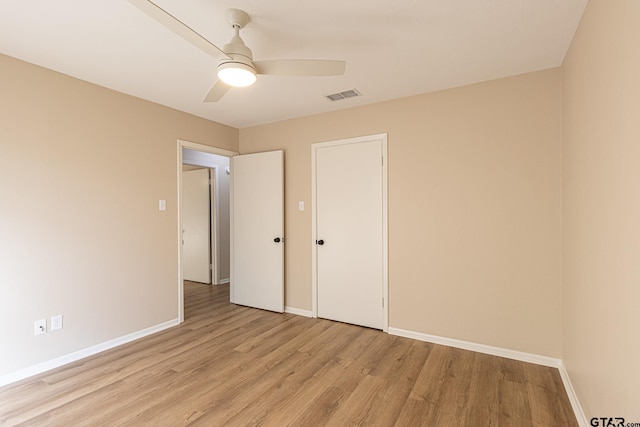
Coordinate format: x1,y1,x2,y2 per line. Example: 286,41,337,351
274,237,281,243
316,239,324,246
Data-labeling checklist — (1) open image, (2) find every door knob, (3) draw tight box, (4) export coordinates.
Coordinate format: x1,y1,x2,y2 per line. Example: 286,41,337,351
316,239,324,246
274,237,282,243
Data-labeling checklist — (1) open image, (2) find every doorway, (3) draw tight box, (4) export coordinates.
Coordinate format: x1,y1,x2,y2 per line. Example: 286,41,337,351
182,166,215,284
178,140,237,322
311,133,388,331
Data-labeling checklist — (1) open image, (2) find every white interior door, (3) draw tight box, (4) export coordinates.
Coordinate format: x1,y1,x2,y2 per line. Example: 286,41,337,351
231,150,284,313
314,135,387,330
182,168,211,284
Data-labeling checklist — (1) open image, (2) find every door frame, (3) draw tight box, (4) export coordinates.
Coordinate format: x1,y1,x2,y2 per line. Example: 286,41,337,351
177,139,237,323
209,168,218,284
311,133,389,332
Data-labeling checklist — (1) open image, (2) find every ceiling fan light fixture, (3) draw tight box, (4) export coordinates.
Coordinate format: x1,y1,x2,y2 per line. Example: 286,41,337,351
218,62,256,87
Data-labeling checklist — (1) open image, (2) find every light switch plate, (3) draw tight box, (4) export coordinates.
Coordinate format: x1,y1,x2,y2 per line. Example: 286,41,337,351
298,201,304,211
159,200,167,211
51,314,63,331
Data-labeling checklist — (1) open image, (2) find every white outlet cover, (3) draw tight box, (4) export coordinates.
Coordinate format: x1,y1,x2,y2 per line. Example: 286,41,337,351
34,319,46,335
51,314,63,331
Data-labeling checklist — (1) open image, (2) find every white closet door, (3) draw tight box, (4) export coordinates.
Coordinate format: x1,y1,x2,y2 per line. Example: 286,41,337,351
315,136,386,330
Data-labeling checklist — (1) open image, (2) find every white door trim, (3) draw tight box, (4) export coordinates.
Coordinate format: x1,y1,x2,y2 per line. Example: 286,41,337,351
311,133,389,332
209,167,218,284
177,140,238,323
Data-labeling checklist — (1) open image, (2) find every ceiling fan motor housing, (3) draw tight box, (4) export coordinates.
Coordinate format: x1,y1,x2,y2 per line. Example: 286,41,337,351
218,41,256,82
221,37,254,65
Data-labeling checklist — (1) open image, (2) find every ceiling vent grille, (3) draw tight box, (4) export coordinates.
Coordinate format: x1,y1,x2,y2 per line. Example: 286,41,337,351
325,88,362,101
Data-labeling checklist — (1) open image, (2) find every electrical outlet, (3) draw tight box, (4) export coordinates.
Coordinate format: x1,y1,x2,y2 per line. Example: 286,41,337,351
34,319,46,335
51,314,63,331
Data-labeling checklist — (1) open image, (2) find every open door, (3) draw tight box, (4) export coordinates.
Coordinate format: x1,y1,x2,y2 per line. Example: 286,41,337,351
231,150,284,313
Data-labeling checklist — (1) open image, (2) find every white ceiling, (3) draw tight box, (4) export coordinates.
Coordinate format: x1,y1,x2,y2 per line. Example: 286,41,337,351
0,0,587,129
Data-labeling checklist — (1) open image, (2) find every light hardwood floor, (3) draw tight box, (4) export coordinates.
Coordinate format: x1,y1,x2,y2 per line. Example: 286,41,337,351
0,282,577,426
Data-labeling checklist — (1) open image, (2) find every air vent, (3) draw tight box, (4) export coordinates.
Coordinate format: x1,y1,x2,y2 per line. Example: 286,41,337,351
325,88,362,101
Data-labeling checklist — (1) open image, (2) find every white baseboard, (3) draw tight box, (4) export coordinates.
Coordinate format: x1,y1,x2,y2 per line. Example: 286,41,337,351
218,278,230,285
388,327,562,368
284,306,313,318
0,318,179,388
558,362,589,427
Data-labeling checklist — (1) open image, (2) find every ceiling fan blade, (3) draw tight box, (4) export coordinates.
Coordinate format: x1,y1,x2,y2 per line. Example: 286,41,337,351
254,60,346,77
203,79,231,102
127,0,230,60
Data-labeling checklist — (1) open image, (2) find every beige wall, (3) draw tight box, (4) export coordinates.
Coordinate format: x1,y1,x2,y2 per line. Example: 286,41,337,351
0,53,237,377
563,0,640,420
240,68,563,357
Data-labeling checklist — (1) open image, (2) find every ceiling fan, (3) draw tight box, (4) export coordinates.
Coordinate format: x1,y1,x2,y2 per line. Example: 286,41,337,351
127,0,347,102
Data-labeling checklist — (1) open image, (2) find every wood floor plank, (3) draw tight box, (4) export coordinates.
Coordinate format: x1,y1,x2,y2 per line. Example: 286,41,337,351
220,351,345,426
0,282,578,426
359,340,432,426
257,358,350,426
392,396,425,426
499,378,534,426
324,373,386,427
428,347,476,425
463,352,501,426
187,351,314,426
407,342,448,402
524,363,579,427
290,384,347,426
